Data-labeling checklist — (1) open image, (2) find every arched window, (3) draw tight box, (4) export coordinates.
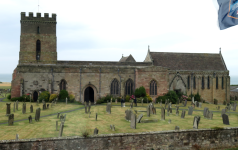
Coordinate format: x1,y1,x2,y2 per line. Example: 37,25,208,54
60,79,66,91
216,77,218,89
37,26,40,34
125,79,133,95
110,79,119,95
202,76,205,89
207,76,210,89
36,40,41,61
222,76,224,89
150,80,157,95
193,76,196,89
187,76,190,89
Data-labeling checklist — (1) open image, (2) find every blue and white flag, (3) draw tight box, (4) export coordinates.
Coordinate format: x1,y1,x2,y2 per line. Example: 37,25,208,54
216,0,238,30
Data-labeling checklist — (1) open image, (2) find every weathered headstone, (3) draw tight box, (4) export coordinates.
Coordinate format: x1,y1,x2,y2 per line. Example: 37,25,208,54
188,106,193,115
181,110,186,119
221,109,226,117
28,115,32,123
8,114,14,126
95,113,97,121
110,124,112,130
168,119,171,124
176,106,179,115
147,105,150,117
88,101,91,113
130,112,136,129
222,114,230,125
22,102,26,114
6,103,11,116
94,128,99,135
57,112,60,118
141,98,143,106
137,114,143,123
167,112,170,116
208,111,213,120
161,107,165,120
203,107,208,117
84,102,88,114
106,103,111,114
193,116,200,129
16,134,19,140
175,126,180,131
184,100,187,106
13,102,15,112
60,114,64,122
125,109,132,121
199,102,202,108
47,104,49,109
112,125,115,131
233,104,236,111
16,100,18,110
59,122,64,137
37,100,39,106
30,105,33,113
56,121,58,131
35,108,41,121
192,97,194,103
64,114,67,121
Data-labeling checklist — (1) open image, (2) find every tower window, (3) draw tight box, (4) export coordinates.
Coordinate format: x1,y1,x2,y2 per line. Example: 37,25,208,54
110,79,119,95
36,40,41,60
207,76,210,89
187,76,190,89
193,76,196,89
150,80,157,95
60,79,66,91
125,79,133,95
202,76,205,89
216,77,218,89
37,26,40,34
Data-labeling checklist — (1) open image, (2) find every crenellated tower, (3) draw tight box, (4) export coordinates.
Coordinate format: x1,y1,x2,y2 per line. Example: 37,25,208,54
19,12,57,64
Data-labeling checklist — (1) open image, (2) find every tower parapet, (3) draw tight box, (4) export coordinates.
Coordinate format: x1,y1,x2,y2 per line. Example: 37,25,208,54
20,12,56,23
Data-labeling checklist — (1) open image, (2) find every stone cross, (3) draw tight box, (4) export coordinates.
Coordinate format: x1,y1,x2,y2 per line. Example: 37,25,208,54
28,115,32,123
161,107,165,120
16,100,18,110
59,122,64,137
222,114,229,125
181,110,186,119
6,103,11,116
94,128,99,135
8,114,14,126
130,112,136,129
56,121,58,131
35,108,41,121
22,103,26,114
30,105,33,113
193,116,200,129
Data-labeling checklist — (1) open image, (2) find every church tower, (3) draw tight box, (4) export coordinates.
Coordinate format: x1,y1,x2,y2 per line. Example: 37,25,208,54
19,12,57,64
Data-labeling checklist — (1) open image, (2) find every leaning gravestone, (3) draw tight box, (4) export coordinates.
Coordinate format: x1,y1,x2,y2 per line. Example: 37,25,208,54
137,114,143,123
6,103,11,116
130,112,136,129
222,114,230,125
188,106,193,115
175,126,180,131
22,103,26,114
30,105,33,113
59,122,64,137
8,114,14,126
193,116,200,129
57,112,60,118
181,110,186,119
16,100,18,110
28,115,32,123
203,107,208,117
35,108,41,121
125,109,132,121
94,128,99,135
161,107,165,120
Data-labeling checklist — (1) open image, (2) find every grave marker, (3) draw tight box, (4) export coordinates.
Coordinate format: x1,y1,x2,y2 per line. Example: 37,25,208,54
56,121,58,131
35,108,41,121
6,103,11,116
181,110,186,119
94,128,99,135
59,122,64,137
175,126,180,131
22,103,26,114
137,114,143,123
28,115,32,123
16,100,18,110
30,105,33,113
8,114,14,126
222,114,230,125
161,107,165,120
188,106,193,115
130,112,136,129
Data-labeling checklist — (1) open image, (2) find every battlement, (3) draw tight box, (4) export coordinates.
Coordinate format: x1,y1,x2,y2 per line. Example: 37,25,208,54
21,12,56,22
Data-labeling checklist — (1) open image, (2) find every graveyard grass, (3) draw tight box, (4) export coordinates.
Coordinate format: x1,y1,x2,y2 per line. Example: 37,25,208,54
0,102,238,140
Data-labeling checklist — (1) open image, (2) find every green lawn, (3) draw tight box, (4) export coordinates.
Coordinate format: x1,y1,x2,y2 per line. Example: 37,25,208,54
0,86,11,89
0,102,237,140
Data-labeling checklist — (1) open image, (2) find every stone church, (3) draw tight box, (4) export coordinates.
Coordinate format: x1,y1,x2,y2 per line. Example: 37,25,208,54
11,12,230,104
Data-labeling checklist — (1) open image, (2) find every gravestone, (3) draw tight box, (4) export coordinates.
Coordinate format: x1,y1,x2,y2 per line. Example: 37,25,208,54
184,100,187,106
110,124,112,130
175,126,180,131
188,106,193,115
6,103,11,116
130,112,136,129
221,109,226,117
59,122,64,137
94,128,99,135
16,134,19,140
199,102,202,108
57,112,60,118
196,101,199,107
42,104,46,110
147,105,150,117
208,111,213,120
16,101,18,110
30,105,33,113
106,103,111,114
161,107,165,120
84,102,88,114
168,119,171,124
60,114,64,122
13,102,15,112
8,114,14,126
167,105,170,113
137,114,143,123
170,107,172,113
125,109,132,121
37,100,39,105
167,112,170,116
195,101,197,107
64,114,67,121
28,115,32,123
112,125,115,131
96,113,97,121
152,107,156,115
222,114,230,125
88,101,91,113
47,104,49,109
233,104,236,111
203,107,208,117
181,110,186,119
56,121,58,131
140,119,158,123
22,103,26,114
35,108,41,121
192,97,194,103
193,116,200,129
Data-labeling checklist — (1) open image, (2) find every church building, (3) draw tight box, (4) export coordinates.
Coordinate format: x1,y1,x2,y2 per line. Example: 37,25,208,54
11,12,230,104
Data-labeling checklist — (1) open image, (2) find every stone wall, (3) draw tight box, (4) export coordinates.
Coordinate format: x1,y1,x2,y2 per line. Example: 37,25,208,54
1,127,238,150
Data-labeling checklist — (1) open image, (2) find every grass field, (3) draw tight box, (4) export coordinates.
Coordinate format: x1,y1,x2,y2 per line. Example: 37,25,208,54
0,102,237,140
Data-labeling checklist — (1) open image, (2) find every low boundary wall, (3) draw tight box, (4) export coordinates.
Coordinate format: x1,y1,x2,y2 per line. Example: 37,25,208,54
0,127,238,150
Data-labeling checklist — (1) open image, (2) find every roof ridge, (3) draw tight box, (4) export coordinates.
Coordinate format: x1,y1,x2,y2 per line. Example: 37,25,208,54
150,51,219,55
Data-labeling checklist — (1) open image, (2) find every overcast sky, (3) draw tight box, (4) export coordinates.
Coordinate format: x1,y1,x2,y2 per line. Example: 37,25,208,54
0,0,238,78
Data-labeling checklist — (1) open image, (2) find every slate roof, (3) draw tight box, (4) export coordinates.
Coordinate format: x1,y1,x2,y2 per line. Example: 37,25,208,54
149,52,227,71
119,54,136,62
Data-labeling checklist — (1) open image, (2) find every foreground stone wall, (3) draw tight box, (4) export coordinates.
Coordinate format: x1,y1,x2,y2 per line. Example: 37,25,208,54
1,127,238,150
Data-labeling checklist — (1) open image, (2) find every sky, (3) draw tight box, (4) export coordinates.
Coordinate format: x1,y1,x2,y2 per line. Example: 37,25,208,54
0,0,238,78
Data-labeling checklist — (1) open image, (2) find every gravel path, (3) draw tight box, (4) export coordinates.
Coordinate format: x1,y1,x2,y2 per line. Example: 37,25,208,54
0,98,5,102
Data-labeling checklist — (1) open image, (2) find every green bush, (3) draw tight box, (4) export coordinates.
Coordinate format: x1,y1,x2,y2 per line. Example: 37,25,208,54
49,94,58,102
11,96,24,102
194,92,201,102
58,90,69,101
156,91,178,104
214,99,218,105
22,94,30,102
134,86,146,98
39,91,50,102
223,100,227,105
69,94,75,103
125,95,130,102
7,94,11,99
